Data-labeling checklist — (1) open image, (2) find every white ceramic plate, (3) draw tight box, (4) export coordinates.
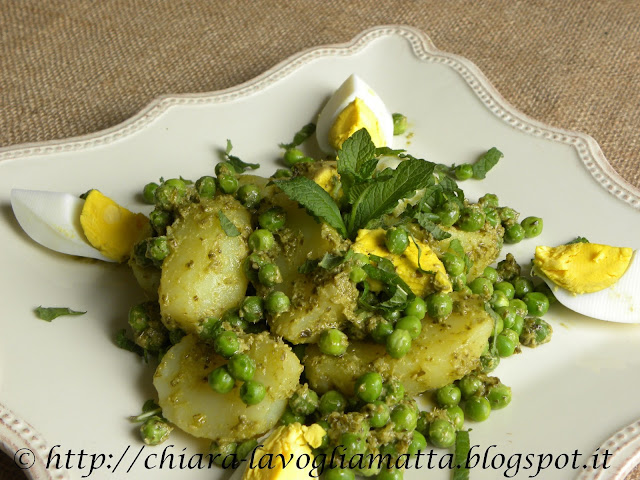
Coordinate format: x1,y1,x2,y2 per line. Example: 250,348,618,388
1,26,639,480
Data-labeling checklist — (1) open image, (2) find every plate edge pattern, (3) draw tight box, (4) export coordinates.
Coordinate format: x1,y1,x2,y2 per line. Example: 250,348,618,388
0,402,69,480
0,25,638,209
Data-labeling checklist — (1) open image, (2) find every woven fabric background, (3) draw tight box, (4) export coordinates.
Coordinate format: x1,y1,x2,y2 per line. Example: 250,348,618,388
1,1,639,479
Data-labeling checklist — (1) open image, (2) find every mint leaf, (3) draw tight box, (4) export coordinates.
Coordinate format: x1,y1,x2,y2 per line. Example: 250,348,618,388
274,176,347,238
337,128,376,178
346,158,435,238
472,147,503,179
414,212,451,241
279,123,316,150
453,430,471,480
566,236,590,244
35,306,86,322
222,140,259,172
218,210,240,237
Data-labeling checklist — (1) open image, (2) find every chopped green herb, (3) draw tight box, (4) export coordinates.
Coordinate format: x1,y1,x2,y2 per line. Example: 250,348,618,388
218,210,241,237
472,147,503,179
222,139,259,172
279,123,316,150
129,400,163,423
34,306,86,322
566,236,590,244
412,211,452,241
453,429,471,480
273,176,347,238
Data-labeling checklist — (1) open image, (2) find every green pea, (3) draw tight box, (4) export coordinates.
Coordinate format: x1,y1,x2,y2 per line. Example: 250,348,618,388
208,366,235,394
240,296,264,324
240,380,266,405
510,314,524,335
140,416,172,445
404,297,427,319
386,329,412,359
521,216,543,238
199,317,224,342
535,281,557,305
279,406,305,425
435,384,461,407
504,223,525,244
469,277,494,300
494,281,515,299
458,375,483,399
513,276,534,298
519,317,552,347
368,400,391,428
385,228,409,255
382,309,402,323
248,229,275,252
381,379,405,404
483,266,499,283
318,328,348,356
509,298,528,317
479,193,499,208
493,315,504,336
324,468,356,480
258,263,282,287
209,441,237,467
496,331,517,357
217,174,238,194
349,266,367,284
215,161,237,177
273,168,292,178
464,396,491,422
146,236,170,264
227,353,256,381
154,178,187,209
265,291,290,314
222,310,248,331
283,148,312,167
496,305,517,325
479,352,500,373
355,372,384,403
487,383,512,409
142,182,159,204
213,331,239,358
391,404,418,431
457,207,485,232
446,405,465,430
128,304,149,333
339,432,366,459
371,320,394,344
490,290,510,310
289,388,319,416
376,469,403,480
522,291,550,317
149,209,172,234
395,315,422,340
437,201,461,227
408,430,427,455
319,390,347,415
498,207,518,224
236,184,261,208
236,439,259,460
442,252,465,276
258,207,286,232
451,273,468,291
392,113,408,135
426,292,453,319
454,164,473,181
484,208,500,227
195,176,216,198
428,418,456,448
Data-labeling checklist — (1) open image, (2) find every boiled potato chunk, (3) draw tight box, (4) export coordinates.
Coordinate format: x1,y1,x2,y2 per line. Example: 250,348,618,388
159,196,251,333
269,269,359,344
304,293,493,396
154,332,302,442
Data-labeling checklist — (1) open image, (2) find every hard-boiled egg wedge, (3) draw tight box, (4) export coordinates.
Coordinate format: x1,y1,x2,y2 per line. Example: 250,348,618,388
316,74,394,155
11,188,150,263
533,243,640,323
227,423,325,480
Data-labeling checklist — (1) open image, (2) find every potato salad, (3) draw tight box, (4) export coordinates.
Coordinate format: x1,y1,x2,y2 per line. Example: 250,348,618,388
101,75,559,480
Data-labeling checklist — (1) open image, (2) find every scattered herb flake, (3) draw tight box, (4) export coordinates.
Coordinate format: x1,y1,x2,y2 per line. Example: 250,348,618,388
453,429,471,480
35,306,86,322
218,210,241,237
279,123,316,150
472,147,503,179
566,236,590,244
222,139,259,172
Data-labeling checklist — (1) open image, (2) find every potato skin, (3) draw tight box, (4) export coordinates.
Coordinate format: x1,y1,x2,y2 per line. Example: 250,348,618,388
158,196,251,333
304,292,493,396
154,332,302,442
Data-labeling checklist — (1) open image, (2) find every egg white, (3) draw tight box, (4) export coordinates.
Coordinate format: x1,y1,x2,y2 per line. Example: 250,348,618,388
316,74,394,155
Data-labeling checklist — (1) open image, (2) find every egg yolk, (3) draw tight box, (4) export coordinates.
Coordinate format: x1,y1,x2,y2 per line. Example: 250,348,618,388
243,423,325,480
352,228,452,297
79,190,151,262
329,97,386,151
534,243,633,294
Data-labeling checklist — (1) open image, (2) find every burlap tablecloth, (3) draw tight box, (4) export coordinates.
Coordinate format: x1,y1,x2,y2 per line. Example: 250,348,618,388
1,1,639,479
